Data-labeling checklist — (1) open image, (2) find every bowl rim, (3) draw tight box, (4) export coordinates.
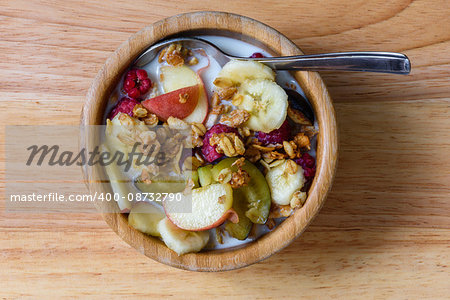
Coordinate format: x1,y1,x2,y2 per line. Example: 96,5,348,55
81,11,338,271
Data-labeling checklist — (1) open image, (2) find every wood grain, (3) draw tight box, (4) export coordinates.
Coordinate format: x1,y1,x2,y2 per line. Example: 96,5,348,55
0,0,449,297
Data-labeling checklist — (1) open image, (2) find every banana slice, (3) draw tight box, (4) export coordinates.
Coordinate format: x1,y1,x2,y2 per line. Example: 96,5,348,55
265,160,305,206
236,79,288,133
128,202,165,237
215,60,275,85
157,218,209,255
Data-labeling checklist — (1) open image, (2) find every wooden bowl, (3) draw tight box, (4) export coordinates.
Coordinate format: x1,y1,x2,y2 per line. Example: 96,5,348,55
81,11,338,271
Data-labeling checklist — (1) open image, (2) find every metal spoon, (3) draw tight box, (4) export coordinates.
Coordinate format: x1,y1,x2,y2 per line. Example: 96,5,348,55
133,37,411,74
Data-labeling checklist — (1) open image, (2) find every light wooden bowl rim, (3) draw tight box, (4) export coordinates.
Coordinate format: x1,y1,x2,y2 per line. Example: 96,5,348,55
81,11,338,271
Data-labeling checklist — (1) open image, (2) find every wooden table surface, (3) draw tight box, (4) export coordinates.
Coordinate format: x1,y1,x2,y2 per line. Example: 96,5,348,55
1,0,449,298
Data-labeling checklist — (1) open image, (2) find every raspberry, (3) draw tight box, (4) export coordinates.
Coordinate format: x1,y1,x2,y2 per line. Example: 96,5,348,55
250,52,265,58
295,152,316,181
123,69,152,99
255,120,291,145
201,124,240,162
109,97,139,119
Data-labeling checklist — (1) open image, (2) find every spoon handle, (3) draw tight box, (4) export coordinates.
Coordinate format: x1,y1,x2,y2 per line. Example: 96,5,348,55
250,52,411,74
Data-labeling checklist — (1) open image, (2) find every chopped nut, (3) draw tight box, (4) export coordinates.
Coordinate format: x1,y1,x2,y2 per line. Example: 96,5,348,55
230,169,250,188
167,116,189,131
219,109,250,128
178,93,189,104
217,87,237,100
269,204,293,218
188,56,198,65
132,104,148,118
231,157,246,168
159,43,185,66
293,133,311,150
140,169,152,184
217,168,232,184
266,218,276,230
283,140,297,158
290,191,307,208
285,159,298,175
213,77,234,89
218,195,226,204
143,114,159,127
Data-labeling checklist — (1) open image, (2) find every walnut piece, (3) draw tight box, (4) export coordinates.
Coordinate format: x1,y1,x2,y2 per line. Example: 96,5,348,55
178,92,189,104
158,43,187,66
230,169,250,188
188,56,198,65
219,109,250,128
217,87,237,100
293,133,311,150
269,204,293,218
218,195,226,204
290,191,307,208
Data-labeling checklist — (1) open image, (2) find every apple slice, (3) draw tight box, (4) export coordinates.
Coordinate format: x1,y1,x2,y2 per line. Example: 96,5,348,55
161,65,209,123
141,85,199,121
163,183,237,231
